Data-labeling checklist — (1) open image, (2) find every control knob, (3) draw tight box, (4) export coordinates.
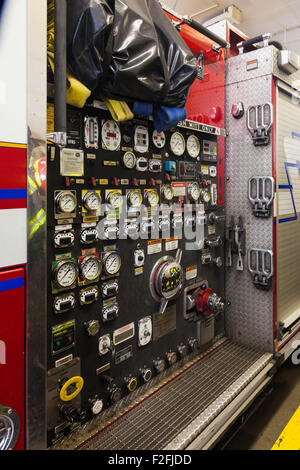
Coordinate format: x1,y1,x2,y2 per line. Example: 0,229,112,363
153,358,165,374
58,404,81,424
84,320,100,337
177,344,189,358
188,338,199,352
166,351,177,366
205,236,223,248
124,376,138,393
139,367,152,383
89,397,104,416
209,213,226,224
213,257,223,268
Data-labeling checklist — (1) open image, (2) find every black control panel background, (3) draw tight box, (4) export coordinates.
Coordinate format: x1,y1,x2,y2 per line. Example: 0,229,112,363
46,104,225,441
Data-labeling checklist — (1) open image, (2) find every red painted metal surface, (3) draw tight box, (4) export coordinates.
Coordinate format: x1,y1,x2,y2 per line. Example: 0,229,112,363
0,267,25,449
0,146,27,209
164,11,226,206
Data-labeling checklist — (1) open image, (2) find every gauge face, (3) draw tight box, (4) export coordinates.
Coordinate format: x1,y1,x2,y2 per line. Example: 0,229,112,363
80,286,99,305
160,262,183,297
170,132,185,157
201,189,211,203
80,256,101,281
134,125,149,153
146,190,159,207
123,151,136,169
102,120,121,151
107,191,123,210
83,191,102,211
187,135,200,158
152,130,166,149
80,228,98,245
128,190,142,208
84,116,99,149
56,191,77,214
54,261,77,288
162,184,174,201
103,252,121,276
54,230,75,248
54,294,75,313
189,182,201,202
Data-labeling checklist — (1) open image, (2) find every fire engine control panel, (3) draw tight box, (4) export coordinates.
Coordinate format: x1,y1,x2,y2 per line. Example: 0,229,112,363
46,104,225,446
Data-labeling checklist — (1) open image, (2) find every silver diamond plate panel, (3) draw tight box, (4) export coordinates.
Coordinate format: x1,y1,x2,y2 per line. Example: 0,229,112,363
226,46,300,90
52,340,271,450
225,72,274,351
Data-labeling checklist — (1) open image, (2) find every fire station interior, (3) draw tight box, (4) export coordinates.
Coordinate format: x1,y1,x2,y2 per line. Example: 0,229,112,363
1,0,300,453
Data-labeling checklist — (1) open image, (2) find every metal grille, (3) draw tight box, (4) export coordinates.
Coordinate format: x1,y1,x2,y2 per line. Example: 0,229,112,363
78,341,267,450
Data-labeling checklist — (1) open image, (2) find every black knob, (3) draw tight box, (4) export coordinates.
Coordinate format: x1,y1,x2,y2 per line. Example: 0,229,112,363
109,386,122,404
166,351,177,366
188,338,199,352
140,367,152,383
59,404,81,424
177,344,189,358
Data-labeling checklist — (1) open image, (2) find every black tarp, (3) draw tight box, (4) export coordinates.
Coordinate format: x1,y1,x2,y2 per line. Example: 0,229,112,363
67,0,197,108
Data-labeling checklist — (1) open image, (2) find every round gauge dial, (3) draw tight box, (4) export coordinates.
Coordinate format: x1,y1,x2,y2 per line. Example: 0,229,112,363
83,191,102,211
79,256,101,281
161,184,174,202
200,189,211,203
103,251,121,276
106,191,123,210
102,120,121,151
56,191,77,214
122,151,136,169
54,294,75,313
53,260,77,288
152,130,166,149
187,135,200,158
54,230,75,248
146,190,159,207
128,190,142,208
151,258,184,302
80,286,99,305
170,132,185,157
189,182,201,202
80,228,98,245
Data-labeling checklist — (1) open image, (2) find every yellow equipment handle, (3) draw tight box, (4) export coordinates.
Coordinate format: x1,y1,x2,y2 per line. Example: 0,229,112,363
59,376,84,402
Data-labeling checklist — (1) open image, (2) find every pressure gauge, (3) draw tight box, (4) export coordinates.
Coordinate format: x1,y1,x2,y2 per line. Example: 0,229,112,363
152,130,166,149
188,182,201,202
122,151,136,169
80,227,98,245
102,120,121,151
84,116,99,149
106,191,123,210
187,135,200,158
80,286,99,305
79,256,102,282
127,189,143,208
54,293,75,314
170,132,185,157
102,251,121,276
54,230,75,248
161,184,174,202
200,188,211,204
145,189,159,207
134,125,149,153
53,260,77,289
82,191,102,212
55,191,77,214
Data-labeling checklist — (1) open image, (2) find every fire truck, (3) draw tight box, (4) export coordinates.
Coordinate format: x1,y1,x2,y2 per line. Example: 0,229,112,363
1,0,300,451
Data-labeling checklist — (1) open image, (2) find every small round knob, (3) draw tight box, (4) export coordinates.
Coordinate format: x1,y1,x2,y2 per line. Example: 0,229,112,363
188,338,199,352
166,351,177,366
177,344,189,358
84,320,100,337
153,358,165,374
89,398,104,415
140,367,152,383
109,386,122,404
125,376,138,392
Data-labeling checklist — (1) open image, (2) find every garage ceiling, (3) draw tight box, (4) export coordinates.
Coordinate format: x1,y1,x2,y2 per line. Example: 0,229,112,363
161,0,300,55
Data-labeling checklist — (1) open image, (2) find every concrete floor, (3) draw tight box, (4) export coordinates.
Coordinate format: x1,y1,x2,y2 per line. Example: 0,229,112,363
225,357,300,450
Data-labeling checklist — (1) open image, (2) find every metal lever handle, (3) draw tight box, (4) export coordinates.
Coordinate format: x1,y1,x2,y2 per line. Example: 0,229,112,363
238,33,271,53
